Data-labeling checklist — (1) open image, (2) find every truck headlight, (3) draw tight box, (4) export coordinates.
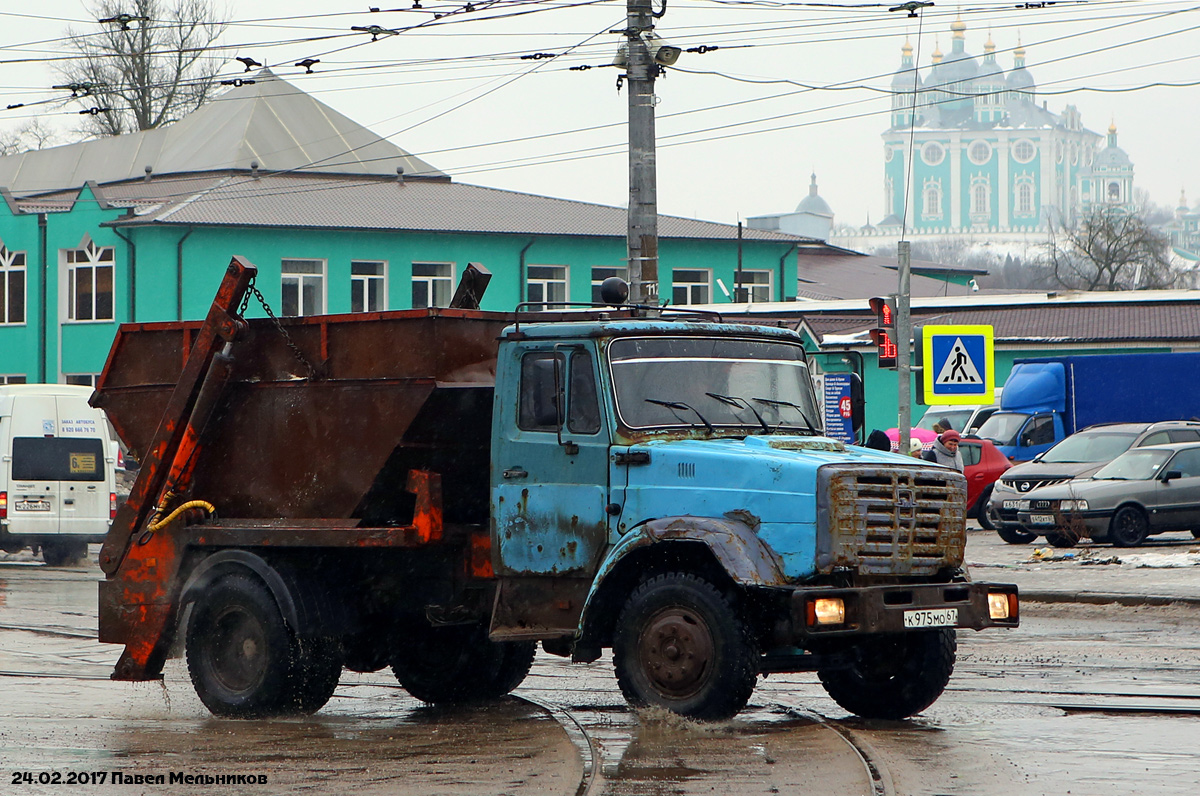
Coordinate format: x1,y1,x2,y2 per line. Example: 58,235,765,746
988,592,1017,620
808,597,845,626
1060,499,1088,511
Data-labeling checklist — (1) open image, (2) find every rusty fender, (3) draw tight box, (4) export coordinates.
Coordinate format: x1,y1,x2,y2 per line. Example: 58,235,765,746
577,514,788,638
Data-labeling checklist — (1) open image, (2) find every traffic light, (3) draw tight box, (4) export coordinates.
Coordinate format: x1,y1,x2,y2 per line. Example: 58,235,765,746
868,296,898,369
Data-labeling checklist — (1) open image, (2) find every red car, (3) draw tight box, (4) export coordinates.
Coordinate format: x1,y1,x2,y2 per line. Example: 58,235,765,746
959,437,1010,528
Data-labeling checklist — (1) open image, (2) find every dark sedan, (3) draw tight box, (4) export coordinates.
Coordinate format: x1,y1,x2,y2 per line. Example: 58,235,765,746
1016,442,1200,548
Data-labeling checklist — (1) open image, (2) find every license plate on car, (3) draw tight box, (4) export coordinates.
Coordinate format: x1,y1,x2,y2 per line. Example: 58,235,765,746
14,500,51,512
1030,514,1055,525
903,608,959,629
1002,500,1020,509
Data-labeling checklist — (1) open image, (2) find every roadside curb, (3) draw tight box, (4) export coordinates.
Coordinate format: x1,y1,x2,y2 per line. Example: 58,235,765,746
1020,589,1200,607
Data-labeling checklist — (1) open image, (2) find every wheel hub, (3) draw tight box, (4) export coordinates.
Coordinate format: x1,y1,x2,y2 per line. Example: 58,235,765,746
638,608,713,698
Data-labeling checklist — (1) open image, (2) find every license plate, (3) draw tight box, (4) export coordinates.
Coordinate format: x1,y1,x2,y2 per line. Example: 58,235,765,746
14,500,51,512
903,608,959,629
1030,514,1055,525
1002,500,1020,509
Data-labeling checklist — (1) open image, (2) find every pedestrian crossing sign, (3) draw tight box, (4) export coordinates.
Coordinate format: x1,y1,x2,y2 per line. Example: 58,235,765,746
920,325,994,405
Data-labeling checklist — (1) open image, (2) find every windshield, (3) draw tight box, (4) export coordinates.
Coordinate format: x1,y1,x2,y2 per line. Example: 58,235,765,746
609,336,818,432
1093,448,1172,480
916,409,973,432
976,412,1027,446
1039,431,1138,464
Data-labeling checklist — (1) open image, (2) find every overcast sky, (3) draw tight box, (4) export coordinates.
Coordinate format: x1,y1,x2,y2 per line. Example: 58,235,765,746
2,1,1198,230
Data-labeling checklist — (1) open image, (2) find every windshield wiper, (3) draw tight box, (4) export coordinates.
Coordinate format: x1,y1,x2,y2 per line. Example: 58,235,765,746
645,398,715,433
706,392,770,433
752,397,818,435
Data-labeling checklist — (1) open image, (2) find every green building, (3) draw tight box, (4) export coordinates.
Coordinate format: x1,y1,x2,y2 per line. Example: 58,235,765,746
0,70,813,385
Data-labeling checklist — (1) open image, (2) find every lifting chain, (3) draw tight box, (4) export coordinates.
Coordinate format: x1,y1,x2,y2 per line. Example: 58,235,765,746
239,276,317,379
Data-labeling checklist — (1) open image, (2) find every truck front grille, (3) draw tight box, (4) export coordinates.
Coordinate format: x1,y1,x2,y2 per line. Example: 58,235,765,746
816,465,967,576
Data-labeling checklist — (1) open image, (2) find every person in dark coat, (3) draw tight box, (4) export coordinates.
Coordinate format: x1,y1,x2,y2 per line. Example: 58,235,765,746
922,429,964,471
864,429,891,451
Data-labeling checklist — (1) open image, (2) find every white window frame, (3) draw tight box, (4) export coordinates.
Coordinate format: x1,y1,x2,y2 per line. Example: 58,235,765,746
280,258,326,317
968,140,991,165
0,374,27,384
63,373,99,387
922,179,943,219
0,242,27,325
671,269,711,306
591,266,628,303
411,261,455,309
527,264,568,310
921,141,945,166
970,176,991,218
1015,177,1036,217
351,260,388,313
1012,138,1036,164
736,270,773,303
64,237,115,322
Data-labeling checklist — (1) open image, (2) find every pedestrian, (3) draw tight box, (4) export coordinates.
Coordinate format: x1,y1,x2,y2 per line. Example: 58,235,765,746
864,429,891,451
908,438,924,457
931,422,945,434
923,429,964,471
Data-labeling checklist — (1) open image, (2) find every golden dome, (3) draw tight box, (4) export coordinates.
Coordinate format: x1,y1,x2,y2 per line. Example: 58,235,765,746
951,16,966,38
902,37,913,55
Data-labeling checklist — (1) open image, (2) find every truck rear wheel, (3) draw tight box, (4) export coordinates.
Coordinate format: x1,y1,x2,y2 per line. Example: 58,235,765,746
186,573,340,717
612,573,757,721
391,623,535,703
818,629,956,720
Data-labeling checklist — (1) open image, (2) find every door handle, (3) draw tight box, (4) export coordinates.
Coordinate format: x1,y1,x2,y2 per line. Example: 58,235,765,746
503,467,528,480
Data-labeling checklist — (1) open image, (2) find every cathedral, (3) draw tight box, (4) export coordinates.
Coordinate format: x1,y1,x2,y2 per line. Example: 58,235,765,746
831,18,1134,250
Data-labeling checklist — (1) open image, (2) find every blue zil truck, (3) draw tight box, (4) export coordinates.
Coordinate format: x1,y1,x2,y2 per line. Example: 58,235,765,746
92,257,1018,723
976,352,1200,462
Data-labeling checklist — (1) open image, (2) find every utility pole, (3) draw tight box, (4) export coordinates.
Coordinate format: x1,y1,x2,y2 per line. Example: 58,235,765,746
897,240,912,457
625,0,659,305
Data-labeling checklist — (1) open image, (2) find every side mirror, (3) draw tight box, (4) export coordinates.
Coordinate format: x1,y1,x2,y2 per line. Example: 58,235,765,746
1161,470,1182,483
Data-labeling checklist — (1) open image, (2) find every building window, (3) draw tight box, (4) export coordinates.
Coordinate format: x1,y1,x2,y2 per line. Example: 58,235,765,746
64,373,98,387
672,269,711,305
350,260,387,313
527,265,568,310
921,142,945,166
65,239,114,321
736,270,773,302
411,262,453,309
968,140,991,165
591,266,628,303
0,374,27,384
1012,139,1036,164
281,259,325,317
970,177,990,217
922,180,942,219
1,244,26,324
1015,178,1036,217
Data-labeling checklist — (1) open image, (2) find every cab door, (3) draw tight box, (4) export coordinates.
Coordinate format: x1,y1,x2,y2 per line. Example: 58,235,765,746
490,343,611,637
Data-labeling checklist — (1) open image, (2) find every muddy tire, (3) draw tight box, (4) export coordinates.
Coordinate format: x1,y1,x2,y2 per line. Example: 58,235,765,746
1109,506,1149,548
391,623,530,703
291,637,344,714
975,487,996,531
186,573,331,717
818,629,956,720
1044,529,1079,548
996,526,1037,545
613,573,757,721
41,541,86,567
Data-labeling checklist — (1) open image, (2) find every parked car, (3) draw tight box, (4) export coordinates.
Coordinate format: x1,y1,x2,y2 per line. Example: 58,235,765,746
986,421,1200,544
916,390,1002,437
1016,441,1200,548
959,438,1010,528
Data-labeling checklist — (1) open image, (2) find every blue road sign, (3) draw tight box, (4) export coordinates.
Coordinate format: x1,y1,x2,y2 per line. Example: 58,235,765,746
921,325,994,404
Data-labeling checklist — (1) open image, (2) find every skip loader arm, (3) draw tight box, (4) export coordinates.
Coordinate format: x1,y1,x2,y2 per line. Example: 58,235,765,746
93,257,256,680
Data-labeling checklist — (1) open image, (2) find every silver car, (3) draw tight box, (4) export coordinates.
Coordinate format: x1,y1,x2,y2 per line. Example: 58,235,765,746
1016,442,1200,548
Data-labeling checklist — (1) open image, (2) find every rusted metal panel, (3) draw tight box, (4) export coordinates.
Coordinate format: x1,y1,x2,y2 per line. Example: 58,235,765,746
489,577,592,640
815,464,967,577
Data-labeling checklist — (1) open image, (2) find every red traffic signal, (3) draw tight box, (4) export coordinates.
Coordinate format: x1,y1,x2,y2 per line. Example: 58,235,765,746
869,328,898,368
868,296,896,328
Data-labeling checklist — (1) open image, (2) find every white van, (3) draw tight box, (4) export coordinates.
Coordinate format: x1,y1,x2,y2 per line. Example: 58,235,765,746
0,385,118,565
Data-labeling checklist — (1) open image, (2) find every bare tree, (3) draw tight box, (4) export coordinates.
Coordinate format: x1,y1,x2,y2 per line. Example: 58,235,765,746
0,119,60,155
56,0,227,137
1047,208,1178,291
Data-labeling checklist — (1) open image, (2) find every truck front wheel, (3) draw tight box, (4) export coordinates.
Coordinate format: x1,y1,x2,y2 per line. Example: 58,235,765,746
186,573,341,717
613,573,757,721
818,629,956,720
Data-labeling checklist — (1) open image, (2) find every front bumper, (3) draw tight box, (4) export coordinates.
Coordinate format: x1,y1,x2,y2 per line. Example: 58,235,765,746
783,581,1019,641
1018,509,1110,538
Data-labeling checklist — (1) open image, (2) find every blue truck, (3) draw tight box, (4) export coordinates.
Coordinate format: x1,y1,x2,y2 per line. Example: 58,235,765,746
93,257,1018,724
976,352,1200,462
